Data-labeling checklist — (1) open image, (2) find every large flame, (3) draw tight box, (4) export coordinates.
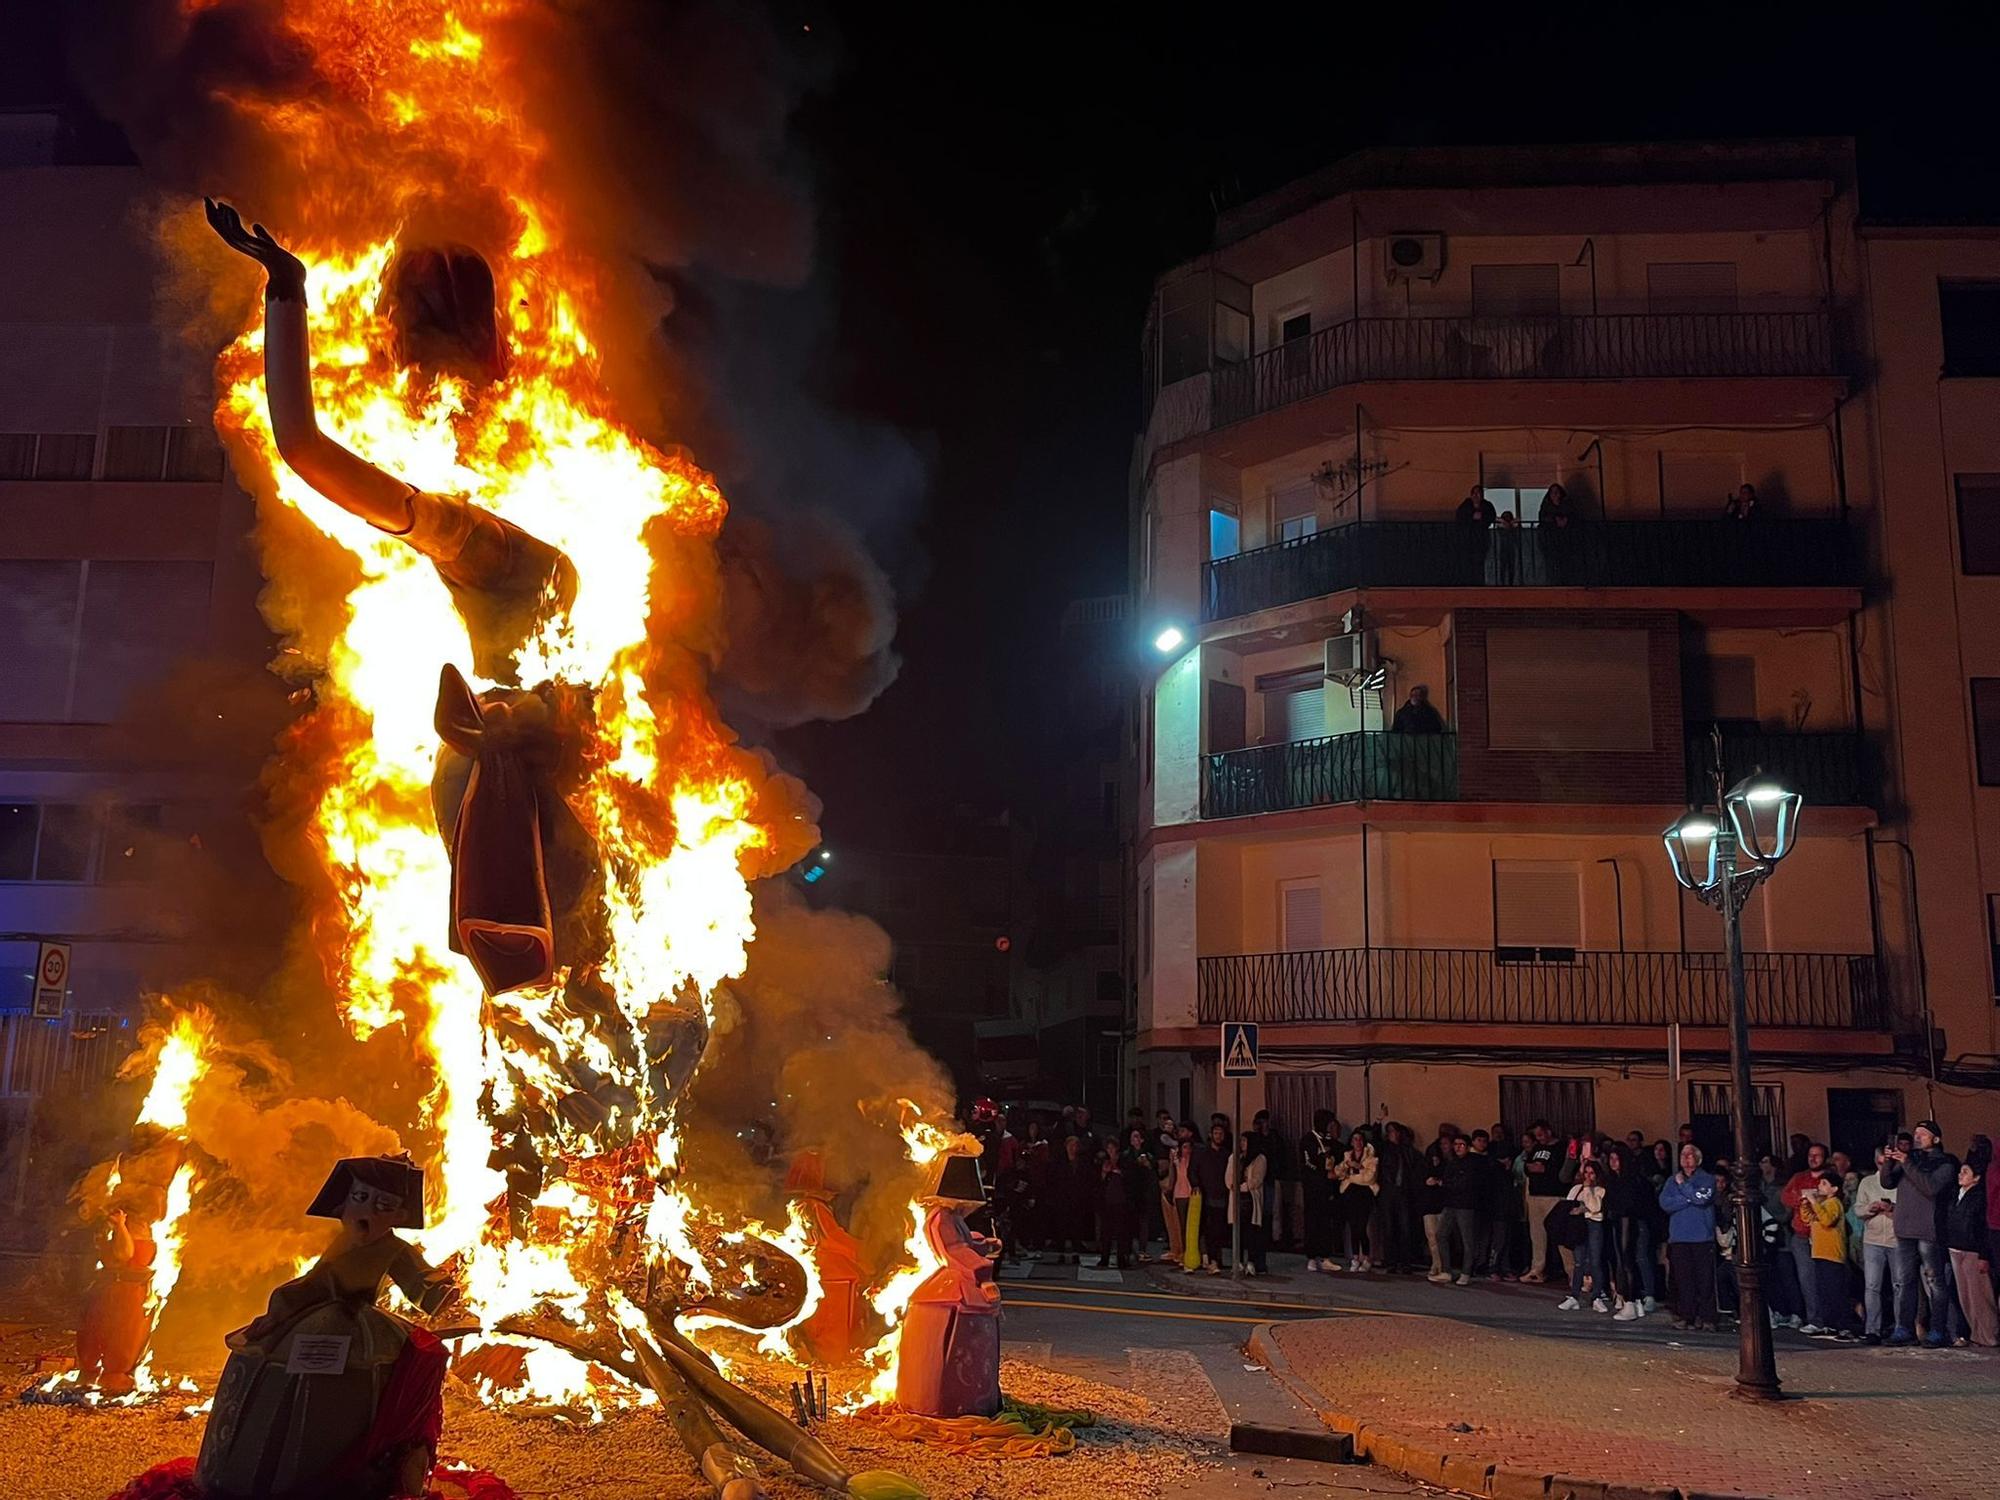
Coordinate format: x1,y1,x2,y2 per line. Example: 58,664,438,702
176,0,910,1407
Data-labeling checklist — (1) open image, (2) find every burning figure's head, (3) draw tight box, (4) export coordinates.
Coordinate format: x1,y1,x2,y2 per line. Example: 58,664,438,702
307,1153,427,1247
385,243,506,385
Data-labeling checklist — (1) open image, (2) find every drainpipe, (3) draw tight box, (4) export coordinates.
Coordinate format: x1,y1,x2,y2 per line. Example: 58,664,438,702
1571,237,1598,315
1873,835,1938,1112
1596,858,1627,952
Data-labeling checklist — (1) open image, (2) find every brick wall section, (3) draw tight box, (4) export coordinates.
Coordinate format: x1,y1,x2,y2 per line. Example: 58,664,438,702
1450,608,1686,803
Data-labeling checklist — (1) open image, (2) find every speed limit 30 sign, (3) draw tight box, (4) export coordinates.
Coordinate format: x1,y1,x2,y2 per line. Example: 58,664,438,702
33,941,71,1018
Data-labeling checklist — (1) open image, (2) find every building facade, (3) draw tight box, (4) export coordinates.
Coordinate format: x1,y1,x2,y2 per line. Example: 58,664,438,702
0,115,280,1236
1131,141,1994,1160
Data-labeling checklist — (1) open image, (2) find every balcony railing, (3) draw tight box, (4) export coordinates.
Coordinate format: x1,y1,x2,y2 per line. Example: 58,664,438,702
1195,947,1888,1030
1202,517,1852,621
1685,723,1871,808
1209,312,1838,429
1202,731,1457,818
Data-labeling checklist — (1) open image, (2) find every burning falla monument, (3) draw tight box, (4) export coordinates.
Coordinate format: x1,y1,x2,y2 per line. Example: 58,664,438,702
45,2,973,1496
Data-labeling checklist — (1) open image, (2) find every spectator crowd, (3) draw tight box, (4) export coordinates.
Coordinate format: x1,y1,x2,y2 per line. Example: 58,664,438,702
976,1100,2000,1349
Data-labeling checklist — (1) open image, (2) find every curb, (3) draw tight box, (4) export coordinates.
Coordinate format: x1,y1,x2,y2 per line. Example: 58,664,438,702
1244,1321,1768,1500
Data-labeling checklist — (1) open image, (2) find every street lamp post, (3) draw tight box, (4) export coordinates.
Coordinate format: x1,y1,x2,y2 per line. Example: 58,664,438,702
1662,725,1803,1402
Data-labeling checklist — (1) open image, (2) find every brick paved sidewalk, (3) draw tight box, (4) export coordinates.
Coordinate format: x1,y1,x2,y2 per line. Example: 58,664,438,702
1258,1310,2000,1500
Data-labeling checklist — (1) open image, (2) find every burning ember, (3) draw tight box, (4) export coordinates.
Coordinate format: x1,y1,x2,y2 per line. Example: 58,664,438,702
37,3,962,1473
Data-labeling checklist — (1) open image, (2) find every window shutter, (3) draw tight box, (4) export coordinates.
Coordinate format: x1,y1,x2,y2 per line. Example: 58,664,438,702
1486,628,1652,750
0,561,82,721
1471,264,1561,317
1955,475,2000,576
1493,861,1581,948
1973,680,2000,785
1647,262,1739,314
1264,680,1327,744
1280,880,1324,951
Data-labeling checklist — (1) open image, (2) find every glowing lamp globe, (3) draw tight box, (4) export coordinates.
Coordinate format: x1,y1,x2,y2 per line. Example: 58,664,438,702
1153,625,1186,654
1724,770,1802,865
1662,810,1721,892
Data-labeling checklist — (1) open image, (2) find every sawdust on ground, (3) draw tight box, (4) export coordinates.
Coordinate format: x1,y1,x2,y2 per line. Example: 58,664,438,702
1,1325,1226,1500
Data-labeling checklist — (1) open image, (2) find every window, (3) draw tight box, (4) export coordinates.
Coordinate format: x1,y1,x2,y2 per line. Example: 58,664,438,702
1499,1076,1595,1142
32,433,96,480
1207,505,1241,561
0,804,36,881
1687,1081,1785,1160
1647,262,1739,314
0,803,104,883
1989,896,2000,998
102,425,171,481
1270,482,1317,544
1939,280,2000,377
0,432,36,479
73,561,214,723
1258,668,1326,744
1265,1071,1339,1154
1660,452,1744,515
1955,475,2000,575
1485,627,1653,750
1472,264,1560,318
1157,275,1212,387
165,425,226,482
1493,861,1581,954
1974,679,2000,785
1481,453,1559,524
1279,879,1323,951
0,561,84,722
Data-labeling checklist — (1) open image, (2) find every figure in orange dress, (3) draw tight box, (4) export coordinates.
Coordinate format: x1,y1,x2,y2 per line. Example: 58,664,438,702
76,1202,159,1396
784,1151,866,1364
893,1153,1001,1419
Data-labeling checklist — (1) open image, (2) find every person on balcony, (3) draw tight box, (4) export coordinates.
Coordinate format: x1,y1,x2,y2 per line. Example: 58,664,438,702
1455,484,1497,584
1723,482,1761,521
1537,482,1578,584
1391,684,1445,734
1491,508,1523,584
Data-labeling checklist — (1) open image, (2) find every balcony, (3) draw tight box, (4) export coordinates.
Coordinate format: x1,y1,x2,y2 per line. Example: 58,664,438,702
1196,947,1887,1030
1685,723,1871,809
1201,731,1457,818
1202,517,1852,622
1207,311,1838,431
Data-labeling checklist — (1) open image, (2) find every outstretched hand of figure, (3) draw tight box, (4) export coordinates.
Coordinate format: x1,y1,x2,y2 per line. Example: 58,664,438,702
205,197,307,299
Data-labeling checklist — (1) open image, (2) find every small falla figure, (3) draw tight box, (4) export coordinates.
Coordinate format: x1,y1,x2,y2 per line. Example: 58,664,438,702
194,1154,461,1500
893,1152,1001,1418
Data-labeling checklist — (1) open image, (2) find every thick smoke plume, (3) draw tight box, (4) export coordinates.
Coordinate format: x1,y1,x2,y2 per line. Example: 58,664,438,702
55,0,954,1325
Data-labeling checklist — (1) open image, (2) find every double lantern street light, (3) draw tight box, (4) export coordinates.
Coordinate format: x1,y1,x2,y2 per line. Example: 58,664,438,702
1661,724,1805,1402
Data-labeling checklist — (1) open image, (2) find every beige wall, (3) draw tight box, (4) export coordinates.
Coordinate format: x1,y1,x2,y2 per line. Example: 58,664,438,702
1863,232,2000,1060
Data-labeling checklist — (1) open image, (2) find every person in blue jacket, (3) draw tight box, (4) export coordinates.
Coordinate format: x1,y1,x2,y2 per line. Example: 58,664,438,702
1659,1143,1721,1330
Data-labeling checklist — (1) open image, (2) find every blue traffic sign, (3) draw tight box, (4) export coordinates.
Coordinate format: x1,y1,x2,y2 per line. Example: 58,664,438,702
1220,1021,1260,1078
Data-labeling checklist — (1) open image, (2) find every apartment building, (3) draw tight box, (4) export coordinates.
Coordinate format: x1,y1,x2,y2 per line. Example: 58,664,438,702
0,112,277,1231
1131,140,1991,1161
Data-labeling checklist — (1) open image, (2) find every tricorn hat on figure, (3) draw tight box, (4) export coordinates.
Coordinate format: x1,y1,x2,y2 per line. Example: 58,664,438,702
923,1153,986,1209
305,1152,428,1228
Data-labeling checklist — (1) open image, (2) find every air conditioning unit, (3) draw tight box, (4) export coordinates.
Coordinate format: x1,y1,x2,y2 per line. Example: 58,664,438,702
1325,631,1369,678
1383,232,1445,284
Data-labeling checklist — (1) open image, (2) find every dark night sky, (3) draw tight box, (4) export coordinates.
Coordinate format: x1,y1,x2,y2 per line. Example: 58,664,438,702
15,4,2000,855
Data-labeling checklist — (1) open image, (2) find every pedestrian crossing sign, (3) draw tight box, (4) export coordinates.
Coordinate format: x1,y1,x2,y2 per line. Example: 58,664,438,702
1220,1021,1260,1078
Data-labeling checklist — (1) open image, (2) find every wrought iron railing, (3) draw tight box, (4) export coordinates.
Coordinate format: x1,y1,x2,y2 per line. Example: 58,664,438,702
1685,723,1871,807
1209,311,1838,429
1202,517,1851,621
1195,948,1887,1029
1201,731,1458,818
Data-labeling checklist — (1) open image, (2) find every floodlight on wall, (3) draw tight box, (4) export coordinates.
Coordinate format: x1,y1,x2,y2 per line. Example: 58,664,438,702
1152,625,1186,654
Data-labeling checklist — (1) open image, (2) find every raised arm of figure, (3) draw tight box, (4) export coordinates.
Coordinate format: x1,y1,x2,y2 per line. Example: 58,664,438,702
205,199,417,533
